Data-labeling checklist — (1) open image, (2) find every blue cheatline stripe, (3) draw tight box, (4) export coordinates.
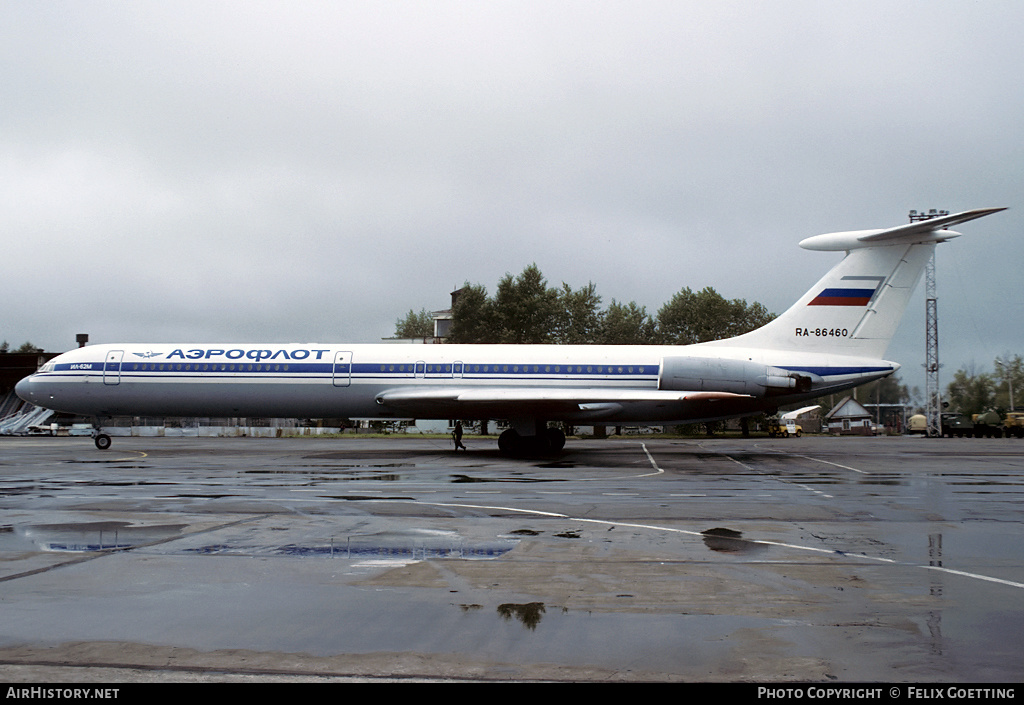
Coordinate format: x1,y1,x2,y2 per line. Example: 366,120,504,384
784,366,892,376
46,360,891,382
53,360,661,377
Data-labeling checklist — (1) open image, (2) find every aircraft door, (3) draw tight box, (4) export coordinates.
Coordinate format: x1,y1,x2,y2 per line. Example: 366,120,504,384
103,350,124,386
332,351,352,387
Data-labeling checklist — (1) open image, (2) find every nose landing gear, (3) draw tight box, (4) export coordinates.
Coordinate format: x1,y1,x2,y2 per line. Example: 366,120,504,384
90,417,112,450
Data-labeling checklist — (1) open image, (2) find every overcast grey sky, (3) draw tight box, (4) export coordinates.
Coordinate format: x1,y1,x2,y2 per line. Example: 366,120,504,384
3,1,1021,393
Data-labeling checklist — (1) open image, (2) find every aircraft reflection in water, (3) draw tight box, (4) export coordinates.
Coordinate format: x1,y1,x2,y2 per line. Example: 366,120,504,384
18,523,516,561
16,208,1004,454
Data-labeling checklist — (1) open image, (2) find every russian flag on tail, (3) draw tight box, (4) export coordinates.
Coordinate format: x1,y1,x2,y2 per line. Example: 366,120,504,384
808,287,876,306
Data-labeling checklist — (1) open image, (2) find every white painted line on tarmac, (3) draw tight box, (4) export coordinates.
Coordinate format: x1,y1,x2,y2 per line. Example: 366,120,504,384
407,497,1024,591
794,454,869,474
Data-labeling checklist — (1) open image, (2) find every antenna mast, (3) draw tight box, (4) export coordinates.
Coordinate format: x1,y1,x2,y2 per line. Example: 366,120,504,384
909,208,948,437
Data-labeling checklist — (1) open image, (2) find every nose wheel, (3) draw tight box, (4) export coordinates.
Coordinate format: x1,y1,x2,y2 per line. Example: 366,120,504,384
89,416,113,450
91,422,113,448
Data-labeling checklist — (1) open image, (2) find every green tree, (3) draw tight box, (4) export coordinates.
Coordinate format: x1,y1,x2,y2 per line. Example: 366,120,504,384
554,282,603,345
447,283,494,343
946,366,996,415
1,341,43,353
854,375,910,406
599,300,658,344
406,266,775,346
657,286,775,345
490,264,561,344
394,308,434,339
993,355,1024,411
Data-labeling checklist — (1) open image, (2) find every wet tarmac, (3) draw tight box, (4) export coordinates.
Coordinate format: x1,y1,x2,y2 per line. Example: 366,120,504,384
1,435,1023,682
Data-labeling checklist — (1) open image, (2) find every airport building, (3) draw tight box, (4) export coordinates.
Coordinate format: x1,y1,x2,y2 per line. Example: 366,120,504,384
0,350,60,434
823,397,875,435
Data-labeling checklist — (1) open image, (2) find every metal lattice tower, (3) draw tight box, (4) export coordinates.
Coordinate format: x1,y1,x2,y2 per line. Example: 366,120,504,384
910,209,948,437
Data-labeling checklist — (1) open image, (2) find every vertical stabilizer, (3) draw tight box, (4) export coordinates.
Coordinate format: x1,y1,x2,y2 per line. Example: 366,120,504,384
718,243,932,358
706,208,1005,359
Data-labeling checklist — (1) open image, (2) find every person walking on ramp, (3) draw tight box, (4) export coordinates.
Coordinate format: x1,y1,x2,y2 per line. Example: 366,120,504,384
453,421,467,451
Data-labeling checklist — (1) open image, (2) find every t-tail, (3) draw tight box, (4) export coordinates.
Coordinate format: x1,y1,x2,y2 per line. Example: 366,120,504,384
707,208,1006,359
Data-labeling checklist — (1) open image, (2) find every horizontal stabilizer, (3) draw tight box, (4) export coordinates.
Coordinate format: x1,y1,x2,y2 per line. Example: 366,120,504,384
800,208,1006,251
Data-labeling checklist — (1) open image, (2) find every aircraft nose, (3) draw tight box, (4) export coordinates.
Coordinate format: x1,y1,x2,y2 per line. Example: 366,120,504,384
15,375,36,403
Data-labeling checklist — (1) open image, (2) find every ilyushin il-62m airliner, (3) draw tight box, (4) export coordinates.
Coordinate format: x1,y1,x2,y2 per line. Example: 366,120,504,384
16,208,1004,453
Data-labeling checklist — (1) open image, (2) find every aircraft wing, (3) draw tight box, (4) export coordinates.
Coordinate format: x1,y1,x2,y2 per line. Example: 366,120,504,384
375,386,749,419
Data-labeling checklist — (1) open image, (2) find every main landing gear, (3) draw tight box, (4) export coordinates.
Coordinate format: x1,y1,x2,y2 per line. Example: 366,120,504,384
497,426,566,456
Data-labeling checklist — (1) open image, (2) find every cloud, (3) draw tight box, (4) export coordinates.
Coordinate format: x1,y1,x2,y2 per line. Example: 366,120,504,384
2,1,1022,392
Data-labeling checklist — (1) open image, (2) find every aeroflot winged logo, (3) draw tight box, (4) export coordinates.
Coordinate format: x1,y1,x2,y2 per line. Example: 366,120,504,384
808,276,884,306
132,351,163,359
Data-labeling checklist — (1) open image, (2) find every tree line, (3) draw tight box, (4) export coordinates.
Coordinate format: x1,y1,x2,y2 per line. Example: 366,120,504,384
944,355,1023,415
0,341,43,353
849,354,1024,418
395,263,776,345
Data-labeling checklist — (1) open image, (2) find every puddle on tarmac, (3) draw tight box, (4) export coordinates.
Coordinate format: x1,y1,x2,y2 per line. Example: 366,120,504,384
0,574,764,674
78,480,173,487
245,467,409,483
450,474,563,483
183,528,518,562
67,459,150,467
248,464,414,472
14,521,186,552
319,494,411,501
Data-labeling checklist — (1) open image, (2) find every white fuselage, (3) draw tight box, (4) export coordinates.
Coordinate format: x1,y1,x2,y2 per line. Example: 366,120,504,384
14,340,895,424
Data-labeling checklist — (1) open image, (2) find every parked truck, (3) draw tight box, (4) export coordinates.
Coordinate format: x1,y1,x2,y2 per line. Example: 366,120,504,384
908,414,928,435
912,410,1022,438
1004,411,1024,438
941,412,974,438
972,411,1004,438
766,417,802,437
